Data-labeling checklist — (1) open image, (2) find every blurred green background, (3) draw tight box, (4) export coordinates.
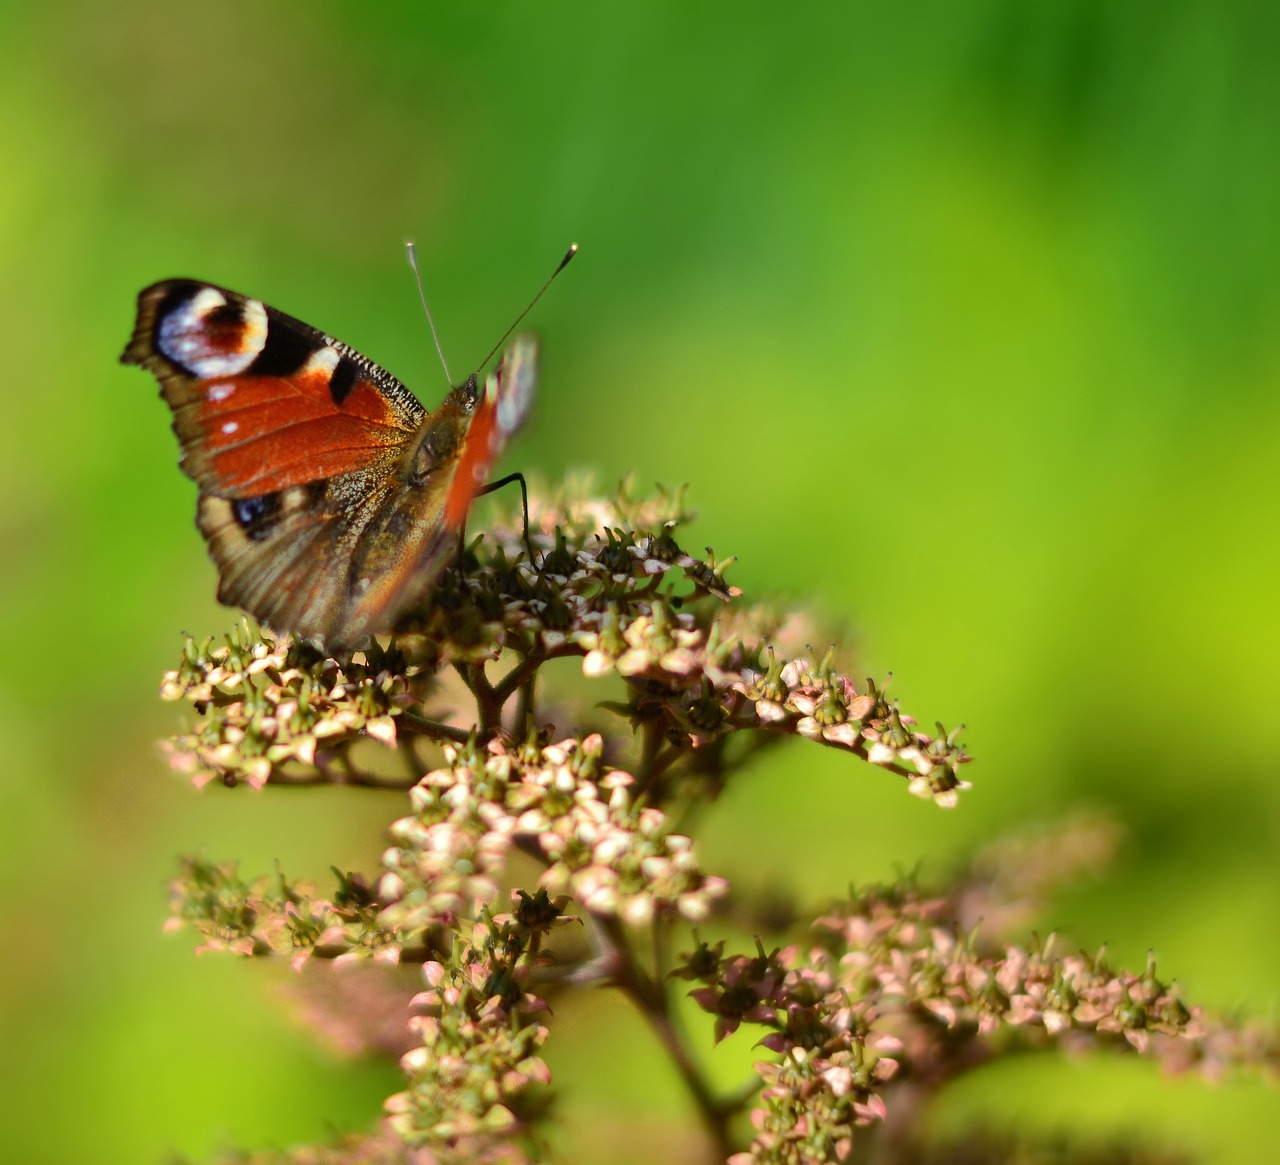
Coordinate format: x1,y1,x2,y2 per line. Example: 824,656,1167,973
1,1,1277,1161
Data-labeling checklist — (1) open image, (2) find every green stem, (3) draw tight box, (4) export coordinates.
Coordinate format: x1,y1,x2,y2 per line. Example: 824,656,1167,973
598,915,737,1163
634,742,687,799
513,674,536,737
265,768,415,791
493,648,547,704
397,710,473,745
397,734,425,784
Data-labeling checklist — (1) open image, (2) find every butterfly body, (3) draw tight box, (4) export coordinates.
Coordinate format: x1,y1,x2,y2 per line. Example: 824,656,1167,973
123,278,536,651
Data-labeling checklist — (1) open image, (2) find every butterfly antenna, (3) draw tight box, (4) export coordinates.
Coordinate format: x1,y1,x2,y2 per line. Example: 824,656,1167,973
405,241,453,387
475,243,579,373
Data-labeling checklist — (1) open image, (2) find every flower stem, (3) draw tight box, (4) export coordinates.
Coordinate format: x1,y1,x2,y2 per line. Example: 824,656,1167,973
397,711,473,744
598,915,737,1163
265,768,416,790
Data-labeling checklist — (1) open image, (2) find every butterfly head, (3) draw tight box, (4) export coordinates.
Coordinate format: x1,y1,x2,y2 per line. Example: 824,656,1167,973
457,370,481,412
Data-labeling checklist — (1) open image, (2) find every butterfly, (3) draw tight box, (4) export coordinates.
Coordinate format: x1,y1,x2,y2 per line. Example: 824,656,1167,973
122,249,574,652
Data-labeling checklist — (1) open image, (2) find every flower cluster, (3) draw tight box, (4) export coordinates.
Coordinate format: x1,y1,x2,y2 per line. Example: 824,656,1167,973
379,733,729,932
161,625,412,788
158,483,971,803
738,1046,895,1165
167,857,403,969
385,900,565,1163
730,650,969,807
679,873,1269,1165
153,485,1277,1165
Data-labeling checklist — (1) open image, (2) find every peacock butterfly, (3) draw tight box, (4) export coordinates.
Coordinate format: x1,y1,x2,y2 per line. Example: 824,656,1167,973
122,247,575,652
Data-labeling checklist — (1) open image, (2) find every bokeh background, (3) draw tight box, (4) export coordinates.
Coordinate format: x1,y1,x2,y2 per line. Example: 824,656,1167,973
1,2,1277,1161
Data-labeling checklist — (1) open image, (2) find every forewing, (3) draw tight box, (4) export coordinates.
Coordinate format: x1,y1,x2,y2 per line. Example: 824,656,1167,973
122,279,425,497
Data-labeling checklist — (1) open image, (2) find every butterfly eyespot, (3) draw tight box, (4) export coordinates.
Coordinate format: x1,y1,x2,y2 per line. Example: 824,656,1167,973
157,287,268,377
224,482,323,544
207,383,235,402
221,421,239,435
231,492,283,541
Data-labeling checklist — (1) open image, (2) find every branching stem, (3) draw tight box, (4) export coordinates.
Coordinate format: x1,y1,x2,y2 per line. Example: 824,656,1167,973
494,649,547,705
397,711,473,745
265,768,416,791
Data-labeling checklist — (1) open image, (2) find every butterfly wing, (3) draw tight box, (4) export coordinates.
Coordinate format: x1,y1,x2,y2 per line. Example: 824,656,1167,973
123,279,426,495
124,279,538,651
332,335,541,647
124,279,426,647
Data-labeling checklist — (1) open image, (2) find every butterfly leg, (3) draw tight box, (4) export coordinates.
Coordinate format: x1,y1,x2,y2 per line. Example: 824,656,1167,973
474,472,537,565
